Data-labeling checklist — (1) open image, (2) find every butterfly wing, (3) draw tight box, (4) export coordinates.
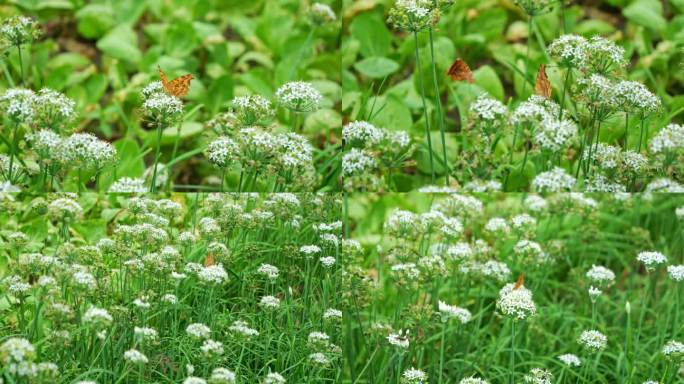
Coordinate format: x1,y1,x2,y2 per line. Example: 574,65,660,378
535,64,551,99
447,58,474,84
204,253,215,267
168,74,194,98
513,272,525,290
158,66,193,98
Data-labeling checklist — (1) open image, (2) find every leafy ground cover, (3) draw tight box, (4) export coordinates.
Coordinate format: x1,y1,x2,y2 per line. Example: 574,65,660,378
0,193,342,383
0,1,341,192
342,0,684,192
344,192,684,383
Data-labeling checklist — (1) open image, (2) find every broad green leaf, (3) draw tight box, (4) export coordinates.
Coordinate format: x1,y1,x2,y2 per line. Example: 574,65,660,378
473,65,505,101
349,12,391,58
76,4,115,39
96,25,142,64
354,57,400,79
624,0,666,33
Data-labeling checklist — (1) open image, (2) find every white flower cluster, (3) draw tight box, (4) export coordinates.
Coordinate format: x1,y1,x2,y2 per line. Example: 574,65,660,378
586,265,615,286
402,367,428,383
577,329,607,352
141,81,183,119
613,80,661,114
636,251,667,270
645,178,684,193
649,124,684,154
231,95,274,126
0,16,41,44
437,301,472,324
532,167,576,192
275,81,322,112
534,117,577,151
57,133,117,170
557,353,581,367
387,0,439,32
310,3,337,24
470,94,508,124
108,177,147,193
550,35,625,74
496,283,537,320
523,368,553,384
667,265,684,282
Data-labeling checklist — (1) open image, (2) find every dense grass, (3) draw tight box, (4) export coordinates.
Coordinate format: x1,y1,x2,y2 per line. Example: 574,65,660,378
344,193,684,383
0,193,342,383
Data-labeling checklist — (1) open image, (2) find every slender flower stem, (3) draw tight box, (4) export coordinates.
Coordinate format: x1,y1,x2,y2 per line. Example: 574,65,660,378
17,44,25,86
558,68,572,120
521,16,534,96
428,27,449,185
150,122,164,193
509,320,516,384
7,123,19,183
438,321,447,384
623,113,629,151
413,31,436,183
637,116,646,153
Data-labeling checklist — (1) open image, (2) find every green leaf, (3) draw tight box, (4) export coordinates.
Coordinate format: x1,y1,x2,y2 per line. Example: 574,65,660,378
473,65,504,101
112,138,145,178
368,94,413,133
161,122,204,143
623,0,666,33
349,13,391,58
76,4,115,39
164,21,199,58
96,25,142,64
354,57,400,79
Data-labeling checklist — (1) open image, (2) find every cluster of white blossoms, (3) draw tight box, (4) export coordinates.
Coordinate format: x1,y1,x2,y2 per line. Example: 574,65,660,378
496,283,537,320
0,87,76,129
459,377,489,384
123,349,149,364
645,178,684,193
387,0,440,32
231,95,275,126
310,2,337,24
522,368,554,384
205,128,316,189
342,120,412,192
649,124,684,154
402,367,428,383
387,329,410,349
662,340,684,360
586,265,615,286
636,251,667,271
532,167,576,192
108,177,147,193
578,329,607,352
534,117,577,151
275,81,322,112
141,81,183,120
549,35,626,74
56,133,117,170
557,353,581,367
469,94,508,126
0,15,41,45
667,265,684,282
437,301,472,324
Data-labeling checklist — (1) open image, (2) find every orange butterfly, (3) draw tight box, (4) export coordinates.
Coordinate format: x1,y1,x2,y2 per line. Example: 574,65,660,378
513,272,525,290
447,58,474,84
534,64,551,99
158,66,193,98
204,253,215,267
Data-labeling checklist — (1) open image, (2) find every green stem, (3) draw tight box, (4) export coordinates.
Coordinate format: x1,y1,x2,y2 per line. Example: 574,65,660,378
438,322,446,384
150,123,164,193
413,31,436,183
17,44,25,86
559,68,571,120
623,113,629,151
521,16,534,96
637,116,646,153
509,321,516,384
7,123,19,183
428,27,449,185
